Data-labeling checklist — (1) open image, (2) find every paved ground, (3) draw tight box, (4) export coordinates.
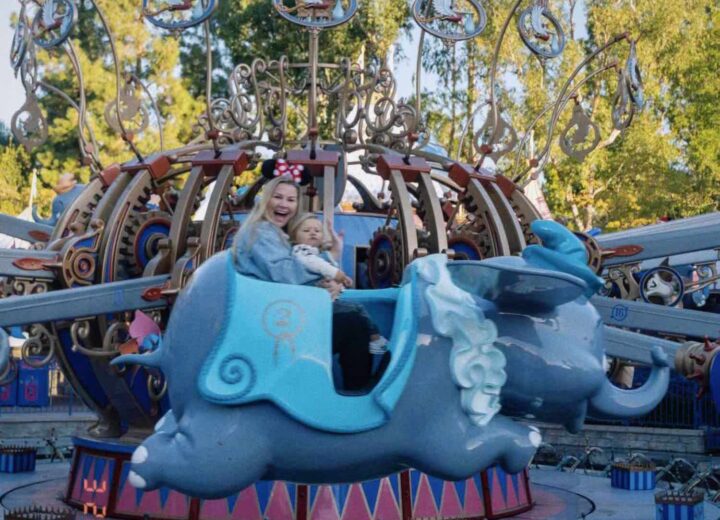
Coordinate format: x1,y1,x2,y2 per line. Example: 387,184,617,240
530,468,720,519
1,461,719,519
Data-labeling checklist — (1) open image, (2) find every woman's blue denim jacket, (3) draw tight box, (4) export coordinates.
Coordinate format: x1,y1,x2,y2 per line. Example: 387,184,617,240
233,220,321,286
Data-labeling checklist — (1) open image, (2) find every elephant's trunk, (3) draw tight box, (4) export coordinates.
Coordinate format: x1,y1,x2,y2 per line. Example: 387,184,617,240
588,346,670,419
111,335,165,370
32,205,56,226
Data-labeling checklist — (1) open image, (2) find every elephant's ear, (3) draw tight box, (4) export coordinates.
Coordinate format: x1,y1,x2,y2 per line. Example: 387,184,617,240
522,220,604,298
447,257,587,309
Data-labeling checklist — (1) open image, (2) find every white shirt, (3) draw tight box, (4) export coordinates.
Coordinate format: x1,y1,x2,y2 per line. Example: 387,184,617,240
292,244,340,279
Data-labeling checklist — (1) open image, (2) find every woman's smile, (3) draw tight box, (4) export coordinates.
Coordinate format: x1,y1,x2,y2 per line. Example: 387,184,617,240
266,183,299,227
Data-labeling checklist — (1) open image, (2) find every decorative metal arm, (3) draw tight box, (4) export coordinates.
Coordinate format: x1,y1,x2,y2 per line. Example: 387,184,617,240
129,74,166,152
511,62,618,183
38,80,102,169
471,0,524,168
531,33,630,175
32,205,55,226
88,0,144,161
63,42,103,171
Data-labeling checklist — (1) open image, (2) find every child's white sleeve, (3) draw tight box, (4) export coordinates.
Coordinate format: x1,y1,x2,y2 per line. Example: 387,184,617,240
320,251,340,267
293,247,340,279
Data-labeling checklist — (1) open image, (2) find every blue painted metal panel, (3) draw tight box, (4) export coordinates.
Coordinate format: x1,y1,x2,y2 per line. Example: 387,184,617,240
0,376,17,406
16,361,49,406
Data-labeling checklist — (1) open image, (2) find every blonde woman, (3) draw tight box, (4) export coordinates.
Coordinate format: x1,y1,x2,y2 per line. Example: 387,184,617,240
233,174,375,390
233,176,329,286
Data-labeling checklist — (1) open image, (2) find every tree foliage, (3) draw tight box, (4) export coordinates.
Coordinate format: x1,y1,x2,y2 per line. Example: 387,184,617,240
418,0,719,231
542,0,719,230
9,0,204,203
0,124,32,215
1,0,718,231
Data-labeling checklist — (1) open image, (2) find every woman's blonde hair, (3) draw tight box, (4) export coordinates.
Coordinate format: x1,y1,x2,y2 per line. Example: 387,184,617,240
233,176,301,251
288,212,322,243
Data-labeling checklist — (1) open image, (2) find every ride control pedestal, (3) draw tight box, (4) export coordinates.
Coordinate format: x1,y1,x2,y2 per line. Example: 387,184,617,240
65,437,533,520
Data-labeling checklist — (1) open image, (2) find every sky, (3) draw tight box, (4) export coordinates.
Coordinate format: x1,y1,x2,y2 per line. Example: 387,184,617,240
0,2,25,127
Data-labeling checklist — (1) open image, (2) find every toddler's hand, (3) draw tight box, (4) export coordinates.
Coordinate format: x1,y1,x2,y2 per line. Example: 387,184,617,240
327,221,344,261
319,279,343,300
334,270,353,288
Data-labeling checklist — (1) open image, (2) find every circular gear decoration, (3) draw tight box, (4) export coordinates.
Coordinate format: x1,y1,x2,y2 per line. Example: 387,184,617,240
612,70,635,131
573,231,603,274
639,266,684,307
118,211,172,277
412,0,488,42
273,0,358,30
625,40,644,110
10,16,30,73
142,0,218,31
368,227,403,289
448,231,485,261
517,4,566,59
31,0,78,50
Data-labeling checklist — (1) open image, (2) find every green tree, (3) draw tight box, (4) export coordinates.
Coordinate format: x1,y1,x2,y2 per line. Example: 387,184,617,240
418,0,718,231
544,0,719,231
0,129,32,215
20,0,204,196
216,0,409,66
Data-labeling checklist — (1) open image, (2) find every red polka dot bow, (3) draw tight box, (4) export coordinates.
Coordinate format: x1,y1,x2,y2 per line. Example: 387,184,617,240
273,159,305,183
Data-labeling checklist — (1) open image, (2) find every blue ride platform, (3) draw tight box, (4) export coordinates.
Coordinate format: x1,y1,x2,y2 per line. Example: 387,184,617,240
2,438,720,519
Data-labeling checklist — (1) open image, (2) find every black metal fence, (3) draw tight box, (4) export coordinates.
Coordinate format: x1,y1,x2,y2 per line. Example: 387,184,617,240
587,367,720,451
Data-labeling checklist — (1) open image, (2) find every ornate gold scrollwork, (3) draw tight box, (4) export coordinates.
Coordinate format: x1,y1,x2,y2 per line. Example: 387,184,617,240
102,320,130,353
71,318,122,358
58,220,104,287
21,324,57,368
213,56,424,154
1,277,49,297
361,65,423,153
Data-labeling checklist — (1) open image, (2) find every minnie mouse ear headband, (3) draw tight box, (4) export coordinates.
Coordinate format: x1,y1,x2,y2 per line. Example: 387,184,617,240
261,158,312,186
